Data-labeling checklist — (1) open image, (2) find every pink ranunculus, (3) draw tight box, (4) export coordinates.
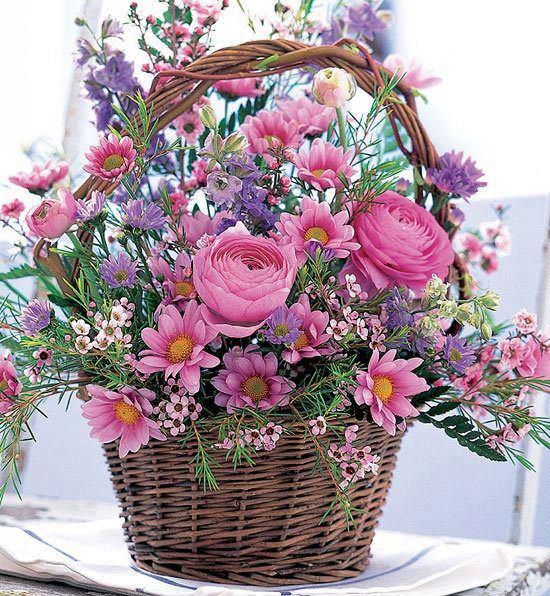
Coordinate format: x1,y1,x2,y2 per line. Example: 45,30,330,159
354,349,429,435
290,138,356,191
276,96,334,136
82,384,165,458
25,188,78,240
343,191,455,294
9,160,69,192
383,54,442,90
276,196,359,266
241,110,303,157
83,133,137,182
516,335,550,380
0,354,22,414
214,77,266,98
312,68,357,108
192,222,298,338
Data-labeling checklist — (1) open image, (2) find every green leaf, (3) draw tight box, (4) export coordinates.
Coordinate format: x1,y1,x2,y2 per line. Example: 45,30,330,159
0,264,43,281
426,401,460,416
411,385,449,407
47,293,76,308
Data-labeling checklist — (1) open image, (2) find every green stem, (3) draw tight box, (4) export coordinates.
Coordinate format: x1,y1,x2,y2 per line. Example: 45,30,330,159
336,106,348,151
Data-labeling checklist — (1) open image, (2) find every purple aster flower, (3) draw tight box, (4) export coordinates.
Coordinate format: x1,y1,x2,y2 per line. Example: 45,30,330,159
76,191,106,222
427,151,487,200
21,299,52,336
345,2,388,41
215,217,238,235
122,199,167,231
206,171,242,206
384,287,414,328
443,334,476,373
304,240,336,262
99,252,138,289
264,306,302,345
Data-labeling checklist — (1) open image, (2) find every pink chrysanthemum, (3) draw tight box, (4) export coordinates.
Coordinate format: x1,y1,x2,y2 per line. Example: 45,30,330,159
9,160,69,192
290,138,356,191
212,346,295,413
214,77,265,98
83,133,137,181
282,294,334,364
276,96,334,136
174,110,205,144
354,349,428,435
276,196,359,266
135,302,220,393
241,110,303,157
82,385,165,458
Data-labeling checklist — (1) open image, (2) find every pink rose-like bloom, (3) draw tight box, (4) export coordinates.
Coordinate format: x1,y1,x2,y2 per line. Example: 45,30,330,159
277,196,359,266
212,345,295,413
0,354,22,414
512,309,538,335
241,110,303,157
25,188,78,240
343,191,454,294
276,96,334,136
354,349,429,435
291,138,356,191
82,384,165,458
282,294,334,364
193,222,298,338
135,301,220,393
1,198,25,220
312,67,356,108
83,133,137,181
214,77,265,98
9,160,69,192
516,336,550,380
383,54,442,89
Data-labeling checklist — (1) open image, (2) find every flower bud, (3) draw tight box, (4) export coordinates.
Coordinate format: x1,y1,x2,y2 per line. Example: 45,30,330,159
198,105,217,130
224,132,248,154
438,299,458,319
424,274,449,302
480,322,493,340
478,291,500,311
312,68,357,108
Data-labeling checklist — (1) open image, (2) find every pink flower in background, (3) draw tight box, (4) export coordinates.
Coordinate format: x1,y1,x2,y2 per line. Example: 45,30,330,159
1,199,25,220
135,302,219,392
83,133,137,181
174,110,205,144
383,54,442,89
241,110,302,157
512,310,538,335
212,345,294,413
82,384,165,458
193,222,297,338
25,188,78,239
149,252,196,304
276,96,334,136
516,336,550,380
282,294,334,364
214,77,265,98
180,210,227,246
191,158,208,186
277,196,359,265
354,349,428,435
168,190,189,214
498,337,529,370
9,160,69,192
0,354,22,414
344,191,454,294
290,139,356,191
457,233,483,259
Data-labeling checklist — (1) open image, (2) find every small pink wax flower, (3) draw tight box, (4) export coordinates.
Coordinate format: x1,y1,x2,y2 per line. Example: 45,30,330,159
383,54,442,90
214,77,265,98
241,110,303,157
212,345,295,413
512,309,538,335
276,96,334,136
82,384,165,458
0,354,22,414
25,188,78,240
83,133,137,181
354,349,429,435
135,301,220,393
1,198,25,220
290,138,356,191
282,294,334,364
276,196,359,266
9,159,69,193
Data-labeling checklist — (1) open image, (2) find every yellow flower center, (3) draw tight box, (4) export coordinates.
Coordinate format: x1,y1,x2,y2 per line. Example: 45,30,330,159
114,270,129,283
242,375,269,403
273,323,290,337
265,134,281,146
304,226,329,245
294,332,309,350
312,169,326,178
166,334,195,364
174,280,195,297
0,380,8,393
103,154,124,171
114,401,140,425
372,375,394,403
449,348,463,362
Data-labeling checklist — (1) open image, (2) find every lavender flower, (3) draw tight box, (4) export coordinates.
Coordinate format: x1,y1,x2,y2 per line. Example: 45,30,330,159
448,204,466,226
427,151,487,199
206,171,242,206
384,287,414,328
304,240,336,262
21,299,52,336
122,199,167,231
443,335,476,373
99,252,138,289
215,217,238,235
94,52,138,94
264,307,302,345
346,2,388,41
76,191,106,222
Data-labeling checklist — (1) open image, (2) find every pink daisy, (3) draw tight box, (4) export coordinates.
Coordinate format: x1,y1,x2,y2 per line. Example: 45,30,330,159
212,345,295,413
214,77,265,99
82,385,166,458
83,133,137,181
276,196,359,266
354,349,429,435
241,110,303,157
135,301,220,393
174,110,205,144
290,138,356,191
282,294,334,364
276,96,334,137
9,159,69,192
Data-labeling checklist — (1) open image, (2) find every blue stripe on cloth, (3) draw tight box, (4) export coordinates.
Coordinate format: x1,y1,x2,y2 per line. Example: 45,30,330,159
21,528,79,562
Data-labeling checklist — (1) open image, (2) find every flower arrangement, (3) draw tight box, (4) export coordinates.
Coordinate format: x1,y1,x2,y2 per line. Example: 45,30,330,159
0,0,549,525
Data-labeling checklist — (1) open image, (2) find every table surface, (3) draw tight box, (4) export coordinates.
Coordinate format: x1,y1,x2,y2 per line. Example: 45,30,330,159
0,495,548,596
